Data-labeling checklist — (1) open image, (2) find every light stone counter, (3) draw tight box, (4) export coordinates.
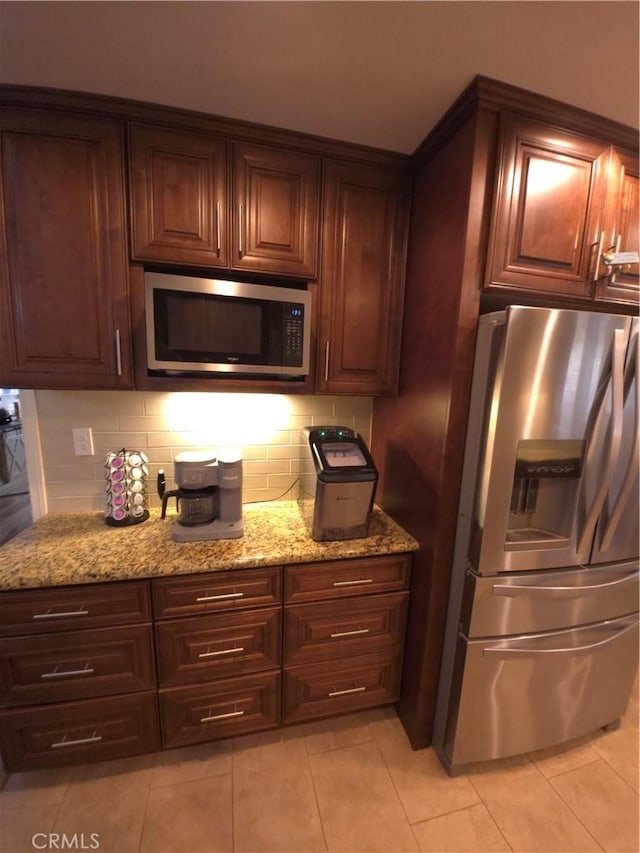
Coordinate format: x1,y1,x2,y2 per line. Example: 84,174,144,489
0,501,418,590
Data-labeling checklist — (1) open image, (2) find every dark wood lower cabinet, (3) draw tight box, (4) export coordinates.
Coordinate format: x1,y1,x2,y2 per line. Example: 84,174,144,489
0,554,412,770
159,670,281,748
0,691,160,772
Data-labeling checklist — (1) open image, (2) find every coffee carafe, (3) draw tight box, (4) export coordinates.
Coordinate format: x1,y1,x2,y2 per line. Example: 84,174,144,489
158,450,243,542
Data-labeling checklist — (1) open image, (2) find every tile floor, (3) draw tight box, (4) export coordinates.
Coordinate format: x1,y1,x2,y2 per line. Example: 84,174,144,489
0,677,637,853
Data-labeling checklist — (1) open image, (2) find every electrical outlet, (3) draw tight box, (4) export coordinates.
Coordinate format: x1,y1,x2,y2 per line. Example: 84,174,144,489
72,428,94,456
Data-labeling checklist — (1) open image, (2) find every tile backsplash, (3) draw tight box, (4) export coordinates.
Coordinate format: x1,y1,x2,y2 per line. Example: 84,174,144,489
34,391,372,513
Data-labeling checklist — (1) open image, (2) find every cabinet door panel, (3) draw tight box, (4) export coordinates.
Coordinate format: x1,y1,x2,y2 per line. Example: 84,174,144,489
155,607,281,686
0,110,131,388
318,160,409,395
0,624,155,706
129,124,228,267
0,581,151,637
0,690,160,772
152,567,281,619
283,652,401,723
284,592,408,665
486,115,609,298
596,148,639,304
284,554,410,603
231,143,319,278
159,670,280,748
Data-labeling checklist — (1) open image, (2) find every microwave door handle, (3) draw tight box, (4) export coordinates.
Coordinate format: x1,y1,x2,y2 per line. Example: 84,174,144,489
577,328,627,555
600,329,639,552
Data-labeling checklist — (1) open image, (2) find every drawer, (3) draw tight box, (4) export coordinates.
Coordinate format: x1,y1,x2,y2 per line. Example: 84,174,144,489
159,670,280,748
152,567,281,619
0,581,151,637
284,555,410,603
155,607,281,686
0,690,160,772
283,652,402,724
0,624,156,706
284,592,408,666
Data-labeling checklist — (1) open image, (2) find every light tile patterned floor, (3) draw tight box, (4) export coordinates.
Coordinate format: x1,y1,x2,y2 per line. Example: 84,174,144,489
0,677,637,853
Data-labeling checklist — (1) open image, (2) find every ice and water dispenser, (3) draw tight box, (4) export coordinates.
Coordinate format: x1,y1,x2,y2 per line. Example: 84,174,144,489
298,426,378,541
506,438,584,549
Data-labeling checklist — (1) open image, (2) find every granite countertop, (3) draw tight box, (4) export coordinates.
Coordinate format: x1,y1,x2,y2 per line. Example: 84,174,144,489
0,501,419,590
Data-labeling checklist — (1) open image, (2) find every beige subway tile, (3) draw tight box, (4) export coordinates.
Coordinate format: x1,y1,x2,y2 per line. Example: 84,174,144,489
92,432,148,450
142,393,173,415
245,460,288,475
45,482,103,498
334,397,373,416
118,415,170,432
47,496,103,512
267,444,301,461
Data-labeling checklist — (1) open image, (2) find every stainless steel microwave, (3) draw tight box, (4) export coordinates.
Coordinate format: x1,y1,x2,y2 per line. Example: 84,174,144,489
145,272,311,377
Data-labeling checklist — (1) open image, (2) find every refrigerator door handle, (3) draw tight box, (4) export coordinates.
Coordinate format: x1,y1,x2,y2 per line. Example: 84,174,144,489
483,618,639,658
600,329,639,552
577,328,627,555
491,569,639,599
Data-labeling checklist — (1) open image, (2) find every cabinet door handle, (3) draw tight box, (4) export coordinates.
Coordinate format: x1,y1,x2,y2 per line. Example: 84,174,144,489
51,731,102,749
324,341,330,381
330,629,369,639
328,686,366,698
115,328,122,376
238,203,243,257
196,592,244,603
593,230,605,281
33,608,89,620
198,646,244,659
41,664,94,679
216,202,222,255
200,710,245,723
332,579,373,588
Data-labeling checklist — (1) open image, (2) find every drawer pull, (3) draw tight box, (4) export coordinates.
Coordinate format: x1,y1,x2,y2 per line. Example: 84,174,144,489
330,628,370,639
33,608,89,620
328,686,366,698
200,710,245,723
198,646,245,659
41,663,94,679
51,731,102,749
196,592,244,603
332,579,373,588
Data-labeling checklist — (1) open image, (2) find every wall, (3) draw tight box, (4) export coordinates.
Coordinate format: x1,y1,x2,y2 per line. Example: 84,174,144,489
34,391,372,513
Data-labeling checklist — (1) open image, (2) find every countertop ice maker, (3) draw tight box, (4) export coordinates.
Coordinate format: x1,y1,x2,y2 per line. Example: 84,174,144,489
299,426,377,541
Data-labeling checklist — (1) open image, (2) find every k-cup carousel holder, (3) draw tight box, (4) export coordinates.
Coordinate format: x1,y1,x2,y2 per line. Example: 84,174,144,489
104,449,150,527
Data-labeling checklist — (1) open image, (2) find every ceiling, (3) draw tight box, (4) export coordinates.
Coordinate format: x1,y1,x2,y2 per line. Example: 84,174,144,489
0,1,638,154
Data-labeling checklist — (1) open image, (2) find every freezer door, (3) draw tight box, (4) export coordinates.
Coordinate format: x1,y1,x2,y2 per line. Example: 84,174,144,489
590,318,639,565
443,614,639,770
466,561,639,637
472,306,632,574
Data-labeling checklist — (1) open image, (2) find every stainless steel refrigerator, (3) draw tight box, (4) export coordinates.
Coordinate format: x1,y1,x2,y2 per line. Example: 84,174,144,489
433,305,639,774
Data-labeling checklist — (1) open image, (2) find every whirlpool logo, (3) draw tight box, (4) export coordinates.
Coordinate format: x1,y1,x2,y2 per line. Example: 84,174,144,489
32,834,100,850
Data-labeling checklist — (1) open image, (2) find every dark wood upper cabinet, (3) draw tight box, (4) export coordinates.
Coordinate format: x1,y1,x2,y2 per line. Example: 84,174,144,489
316,160,409,396
594,148,639,305
485,115,610,300
129,128,320,279
128,124,229,268
0,109,132,389
231,142,320,278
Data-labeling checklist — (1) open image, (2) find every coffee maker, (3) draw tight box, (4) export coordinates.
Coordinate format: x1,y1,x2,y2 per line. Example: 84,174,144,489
298,426,377,541
158,450,243,542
